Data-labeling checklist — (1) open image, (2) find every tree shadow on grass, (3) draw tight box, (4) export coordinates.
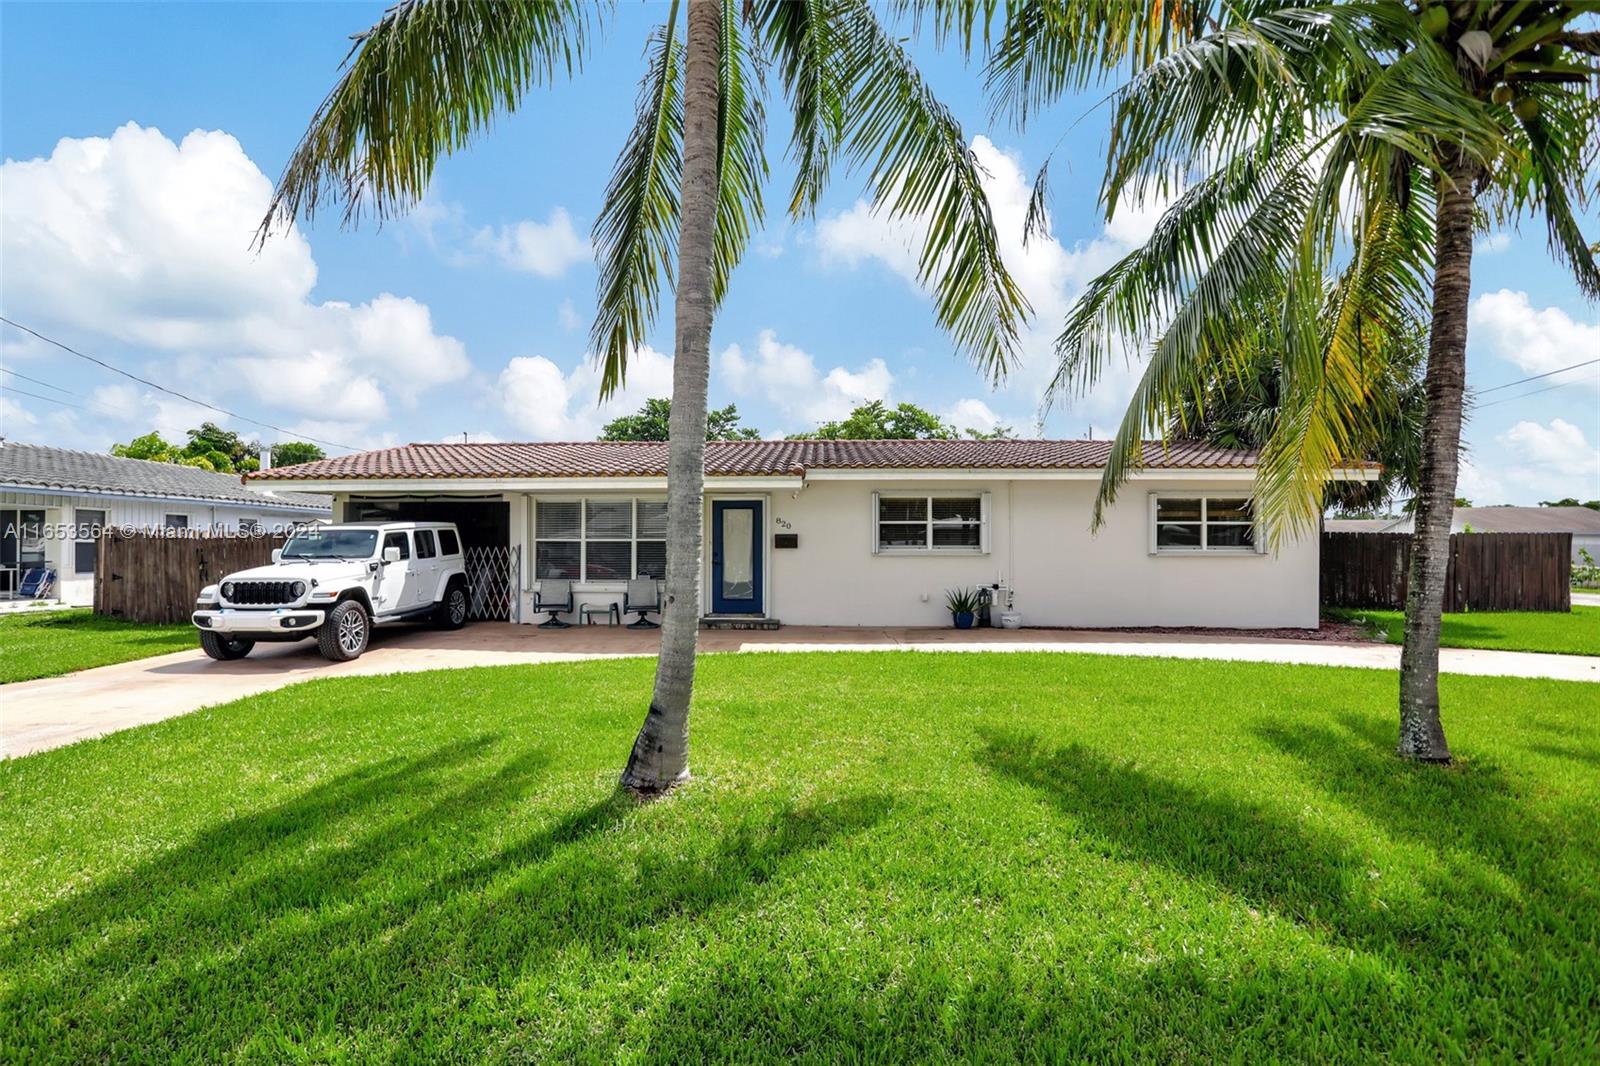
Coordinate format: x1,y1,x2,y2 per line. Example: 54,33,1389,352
2,734,890,1060
977,723,1600,1053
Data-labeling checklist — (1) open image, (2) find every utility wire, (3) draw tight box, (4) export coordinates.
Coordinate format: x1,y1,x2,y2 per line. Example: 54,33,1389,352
1,383,89,410
0,316,358,452
0,365,74,394
1473,357,1600,394
1474,379,1586,410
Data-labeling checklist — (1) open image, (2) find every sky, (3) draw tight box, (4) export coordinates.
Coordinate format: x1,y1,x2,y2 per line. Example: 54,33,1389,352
1,1,1596,506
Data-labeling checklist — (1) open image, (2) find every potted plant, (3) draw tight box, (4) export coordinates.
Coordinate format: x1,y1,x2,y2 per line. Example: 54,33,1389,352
946,586,979,629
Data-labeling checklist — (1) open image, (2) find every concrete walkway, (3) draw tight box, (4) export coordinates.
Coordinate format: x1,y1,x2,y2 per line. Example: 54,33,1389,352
4,623,1596,758
1573,591,1600,607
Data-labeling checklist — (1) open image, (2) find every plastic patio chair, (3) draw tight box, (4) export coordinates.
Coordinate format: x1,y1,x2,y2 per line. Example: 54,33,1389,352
623,578,661,629
533,579,574,628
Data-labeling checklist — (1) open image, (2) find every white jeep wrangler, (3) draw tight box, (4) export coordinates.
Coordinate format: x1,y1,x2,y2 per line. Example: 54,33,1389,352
192,521,471,662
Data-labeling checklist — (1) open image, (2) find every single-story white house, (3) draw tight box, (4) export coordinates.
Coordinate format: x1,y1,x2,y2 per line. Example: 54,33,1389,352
247,439,1376,630
0,441,332,606
1327,505,1600,563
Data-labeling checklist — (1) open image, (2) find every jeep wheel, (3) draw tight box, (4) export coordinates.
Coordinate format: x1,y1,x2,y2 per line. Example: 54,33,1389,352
199,631,254,661
434,583,469,630
318,600,370,662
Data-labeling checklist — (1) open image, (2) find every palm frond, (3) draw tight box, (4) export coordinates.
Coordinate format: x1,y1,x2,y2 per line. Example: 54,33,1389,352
712,0,769,304
835,0,1030,382
591,11,683,397
985,0,1211,128
259,0,593,238
757,0,845,217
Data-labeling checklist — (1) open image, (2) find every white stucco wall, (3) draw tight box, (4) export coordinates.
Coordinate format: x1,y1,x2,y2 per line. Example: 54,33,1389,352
767,478,1320,629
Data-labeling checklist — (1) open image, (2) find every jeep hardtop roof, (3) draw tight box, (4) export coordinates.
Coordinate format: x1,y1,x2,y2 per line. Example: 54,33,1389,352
299,521,460,531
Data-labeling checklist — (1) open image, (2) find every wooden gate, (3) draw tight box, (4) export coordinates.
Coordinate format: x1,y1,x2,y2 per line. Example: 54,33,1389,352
95,531,287,623
1321,531,1572,612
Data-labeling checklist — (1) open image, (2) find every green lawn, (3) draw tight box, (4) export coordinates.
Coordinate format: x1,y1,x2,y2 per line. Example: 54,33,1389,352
0,610,196,684
1329,605,1600,656
3,653,1596,1061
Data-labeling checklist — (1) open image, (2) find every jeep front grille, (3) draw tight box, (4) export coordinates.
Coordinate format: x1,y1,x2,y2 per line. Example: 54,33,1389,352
226,580,298,606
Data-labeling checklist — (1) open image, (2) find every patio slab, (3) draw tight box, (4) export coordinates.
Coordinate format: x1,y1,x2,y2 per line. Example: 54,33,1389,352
4,622,1595,759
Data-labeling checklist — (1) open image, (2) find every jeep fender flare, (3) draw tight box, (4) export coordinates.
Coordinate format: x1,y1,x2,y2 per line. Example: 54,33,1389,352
335,588,374,616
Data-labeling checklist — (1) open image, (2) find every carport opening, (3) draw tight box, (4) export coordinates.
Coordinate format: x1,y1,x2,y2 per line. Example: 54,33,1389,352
344,496,516,621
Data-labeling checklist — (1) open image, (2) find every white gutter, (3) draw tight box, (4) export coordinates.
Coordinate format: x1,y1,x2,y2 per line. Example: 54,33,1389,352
0,482,333,513
247,475,807,494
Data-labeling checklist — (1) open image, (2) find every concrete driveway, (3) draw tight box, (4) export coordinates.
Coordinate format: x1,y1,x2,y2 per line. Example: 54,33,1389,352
4,623,1597,758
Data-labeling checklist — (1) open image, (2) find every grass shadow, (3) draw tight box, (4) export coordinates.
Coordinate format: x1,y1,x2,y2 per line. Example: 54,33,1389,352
1,732,891,1059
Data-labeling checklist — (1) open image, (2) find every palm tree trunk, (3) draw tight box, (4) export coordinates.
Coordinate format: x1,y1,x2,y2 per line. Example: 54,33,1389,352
620,0,720,795
1398,156,1480,763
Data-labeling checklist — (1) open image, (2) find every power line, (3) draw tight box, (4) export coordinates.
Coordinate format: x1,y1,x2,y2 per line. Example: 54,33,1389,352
1474,357,1600,395
1474,379,1584,410
1,383,89,410
0,316,359,452
0,365,74,395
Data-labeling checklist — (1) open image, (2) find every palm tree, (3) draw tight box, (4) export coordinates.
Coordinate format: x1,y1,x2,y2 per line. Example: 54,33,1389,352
979,0,1599,762
257,0,1028,794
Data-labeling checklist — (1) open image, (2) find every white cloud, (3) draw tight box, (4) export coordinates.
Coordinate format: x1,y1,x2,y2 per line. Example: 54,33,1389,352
1470,290,1600,392
474,207,590,278
1461,419,1600,504
497,345,675,440
719,329,893,429
811,135,1176,432
557,298,582,332
0,122,470,446
1475,231,1512,254
945,398,1004,435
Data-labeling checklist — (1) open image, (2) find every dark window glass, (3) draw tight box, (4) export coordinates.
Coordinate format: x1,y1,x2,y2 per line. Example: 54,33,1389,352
1156,498,1201,522
382,531,410,560
1156,523,1202,548
878,498,927,523
438,529,460,555
165,514,189,529
636,541,666,578
75,541,98,574
932,524,981,548
536,541,580,579
414,530,436,558
1208,523,1255,548
585,542,632,581
878,523,928,548
932,497,980,522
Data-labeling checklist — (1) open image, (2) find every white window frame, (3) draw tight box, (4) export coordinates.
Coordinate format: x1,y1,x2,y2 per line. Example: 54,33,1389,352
1148,493,1263,555
871,492,989,555
530,496,668,584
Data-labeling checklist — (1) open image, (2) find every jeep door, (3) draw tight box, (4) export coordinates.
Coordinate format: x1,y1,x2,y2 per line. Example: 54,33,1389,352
375,530,413,616
411,529,441,606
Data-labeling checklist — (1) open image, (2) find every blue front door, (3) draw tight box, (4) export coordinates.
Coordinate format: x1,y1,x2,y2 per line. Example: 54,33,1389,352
711,500,763,615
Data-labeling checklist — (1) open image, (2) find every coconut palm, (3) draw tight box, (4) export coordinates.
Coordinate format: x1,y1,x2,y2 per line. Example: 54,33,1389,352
978,0,1599,762
257,0,1028,793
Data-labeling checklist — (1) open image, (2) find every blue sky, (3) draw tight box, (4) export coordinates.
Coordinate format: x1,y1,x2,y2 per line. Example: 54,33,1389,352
1,1,1596,505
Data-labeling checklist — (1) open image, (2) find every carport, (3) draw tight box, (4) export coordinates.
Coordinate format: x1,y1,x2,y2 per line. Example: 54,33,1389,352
343,495,519,620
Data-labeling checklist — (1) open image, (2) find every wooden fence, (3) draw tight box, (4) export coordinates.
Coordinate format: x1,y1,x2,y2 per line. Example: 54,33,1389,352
1321,531,1572,613
95,531,287,624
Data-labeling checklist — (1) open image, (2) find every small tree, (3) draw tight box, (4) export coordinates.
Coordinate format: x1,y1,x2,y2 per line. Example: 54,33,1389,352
272,441,326,467
802,400,956,440
600,397,760,441
110,431,177,463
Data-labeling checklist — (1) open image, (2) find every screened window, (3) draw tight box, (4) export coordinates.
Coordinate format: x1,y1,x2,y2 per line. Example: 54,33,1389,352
876,495,984,553
1153,496,1256,553
438,529,460,556
74,508,106,575
533,499,667,581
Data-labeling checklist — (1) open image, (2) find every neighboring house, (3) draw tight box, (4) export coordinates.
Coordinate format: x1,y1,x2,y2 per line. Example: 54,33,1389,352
0,441,331,606
1328,506,1600,562
248,440,1377,630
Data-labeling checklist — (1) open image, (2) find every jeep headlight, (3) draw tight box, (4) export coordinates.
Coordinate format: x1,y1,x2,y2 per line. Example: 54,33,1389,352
291,581,307,599
221,581,235,600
